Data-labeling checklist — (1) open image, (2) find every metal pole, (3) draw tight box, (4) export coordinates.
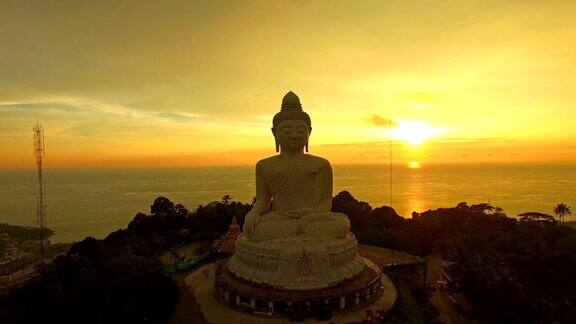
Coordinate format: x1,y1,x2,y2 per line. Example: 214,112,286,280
389,118,392,207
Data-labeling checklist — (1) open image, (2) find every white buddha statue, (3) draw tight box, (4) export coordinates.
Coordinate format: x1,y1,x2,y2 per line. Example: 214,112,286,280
243,92,350,242
228,91,365,290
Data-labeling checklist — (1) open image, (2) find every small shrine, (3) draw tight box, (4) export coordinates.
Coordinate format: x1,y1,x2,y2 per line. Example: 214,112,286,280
218,216,240,254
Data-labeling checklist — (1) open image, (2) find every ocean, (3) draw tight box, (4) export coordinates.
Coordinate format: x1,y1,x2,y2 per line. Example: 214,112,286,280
0,162,574,243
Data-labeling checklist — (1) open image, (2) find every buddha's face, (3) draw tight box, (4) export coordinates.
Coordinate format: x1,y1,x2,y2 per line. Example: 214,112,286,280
272,119,311,152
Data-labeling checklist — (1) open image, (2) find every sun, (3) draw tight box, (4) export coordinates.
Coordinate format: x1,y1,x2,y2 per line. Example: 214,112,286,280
392,120,442,146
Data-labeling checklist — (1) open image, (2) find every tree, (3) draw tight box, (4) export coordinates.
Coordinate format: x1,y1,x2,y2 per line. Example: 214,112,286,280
150,196,175,216
221,195,233,205
173,204,189,229
469,203,495,214
553,203,572,224
518,212,556,224
1,235,180,323
493,207,507,217
456,202,469,210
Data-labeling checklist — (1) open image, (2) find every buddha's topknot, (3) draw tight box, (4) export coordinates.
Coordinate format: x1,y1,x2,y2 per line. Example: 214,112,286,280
272,91,311,128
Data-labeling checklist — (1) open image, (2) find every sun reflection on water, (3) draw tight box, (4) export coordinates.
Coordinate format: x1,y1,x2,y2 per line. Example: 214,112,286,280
408,161,421,169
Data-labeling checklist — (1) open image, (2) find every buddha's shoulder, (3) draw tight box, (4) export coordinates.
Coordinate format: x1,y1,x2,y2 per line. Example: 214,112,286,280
307,154,331,167
255,155,331,170
255,156,279,170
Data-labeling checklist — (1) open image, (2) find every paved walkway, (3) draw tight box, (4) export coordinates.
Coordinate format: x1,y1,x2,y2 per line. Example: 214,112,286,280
426,255,479,324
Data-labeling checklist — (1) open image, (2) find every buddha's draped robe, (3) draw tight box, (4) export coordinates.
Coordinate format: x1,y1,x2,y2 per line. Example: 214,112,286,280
251,155,350,241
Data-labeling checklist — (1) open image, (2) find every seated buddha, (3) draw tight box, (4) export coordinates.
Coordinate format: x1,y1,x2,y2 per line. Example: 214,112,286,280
228,91,365,290
242,92,350,242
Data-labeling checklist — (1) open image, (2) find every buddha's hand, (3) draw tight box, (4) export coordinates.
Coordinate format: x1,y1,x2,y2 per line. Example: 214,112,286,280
286,209,311,219
243,210,260,237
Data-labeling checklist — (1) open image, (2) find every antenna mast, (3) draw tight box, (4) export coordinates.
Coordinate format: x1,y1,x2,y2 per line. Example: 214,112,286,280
389,118,393,207
33,120,47,260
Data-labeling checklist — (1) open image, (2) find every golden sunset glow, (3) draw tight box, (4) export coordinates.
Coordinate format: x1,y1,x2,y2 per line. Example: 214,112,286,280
392,121,443,146
408,161,421,169
1,1,575,168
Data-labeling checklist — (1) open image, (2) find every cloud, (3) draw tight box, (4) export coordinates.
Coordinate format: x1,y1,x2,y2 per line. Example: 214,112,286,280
154,112,202,123
319,141,401,148
428,137,511,145
318,137,508,149
364,113,397,127
0,97,208,123
0,101,78,113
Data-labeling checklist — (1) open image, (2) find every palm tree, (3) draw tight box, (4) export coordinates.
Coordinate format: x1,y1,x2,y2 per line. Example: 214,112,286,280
553,203,572,224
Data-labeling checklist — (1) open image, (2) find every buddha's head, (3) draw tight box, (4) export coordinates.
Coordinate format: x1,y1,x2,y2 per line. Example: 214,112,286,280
272,91,312,153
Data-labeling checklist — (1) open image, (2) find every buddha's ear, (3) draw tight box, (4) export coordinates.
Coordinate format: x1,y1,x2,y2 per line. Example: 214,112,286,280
272,127,279,153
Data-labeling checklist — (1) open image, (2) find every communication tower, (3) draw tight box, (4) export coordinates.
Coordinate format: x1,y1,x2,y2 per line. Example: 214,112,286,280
389,118,393,207
33,120,47,260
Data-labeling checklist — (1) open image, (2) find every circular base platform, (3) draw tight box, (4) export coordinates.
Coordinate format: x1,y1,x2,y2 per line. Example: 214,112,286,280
215,256,384,319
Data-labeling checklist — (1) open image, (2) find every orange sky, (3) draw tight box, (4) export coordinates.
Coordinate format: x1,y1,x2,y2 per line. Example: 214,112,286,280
1,1,575,168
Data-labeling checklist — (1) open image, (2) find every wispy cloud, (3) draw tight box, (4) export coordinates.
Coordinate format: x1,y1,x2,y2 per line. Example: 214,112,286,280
0,100,78,113
364,113,397,127
428,137,511,145
154,112,202,123
0,97,208,123
318,137,508,149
